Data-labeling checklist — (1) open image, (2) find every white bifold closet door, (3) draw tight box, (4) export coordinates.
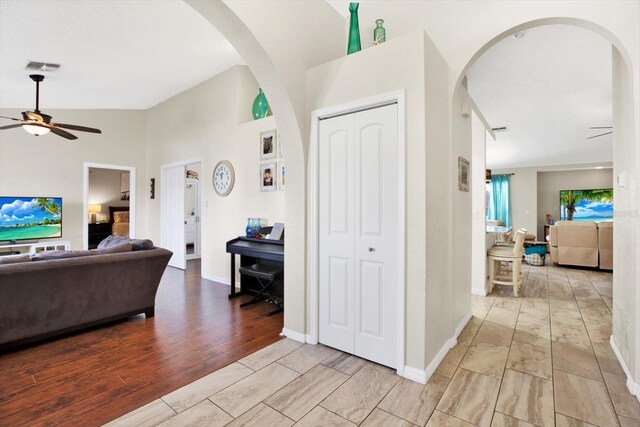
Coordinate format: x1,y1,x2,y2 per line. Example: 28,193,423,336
161,165,186,270
318,104,398,368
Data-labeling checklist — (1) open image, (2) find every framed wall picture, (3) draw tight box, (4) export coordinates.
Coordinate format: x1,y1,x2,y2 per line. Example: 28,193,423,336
260,129,277,160
278,162,285,190
260,162,277,192
458,156,470,192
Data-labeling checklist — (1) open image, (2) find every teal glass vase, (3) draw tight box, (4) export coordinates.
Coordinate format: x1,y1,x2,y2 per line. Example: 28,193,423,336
373,19,386,45
252,88,269,120
347,3,361,55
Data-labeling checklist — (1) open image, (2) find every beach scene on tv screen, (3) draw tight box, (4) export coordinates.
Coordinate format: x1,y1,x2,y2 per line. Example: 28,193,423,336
560,189,613,221
0,197,62,241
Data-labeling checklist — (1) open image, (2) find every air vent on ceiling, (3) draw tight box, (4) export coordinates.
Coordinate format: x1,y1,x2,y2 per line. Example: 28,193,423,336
25,61,61,72
491,126,508,133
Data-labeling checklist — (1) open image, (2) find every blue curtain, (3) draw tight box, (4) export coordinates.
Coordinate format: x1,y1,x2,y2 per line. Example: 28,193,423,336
488,174,511,228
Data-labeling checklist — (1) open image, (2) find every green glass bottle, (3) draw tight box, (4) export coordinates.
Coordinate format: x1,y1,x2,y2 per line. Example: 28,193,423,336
347,3,361,55
252,88,269,120
373,19,386,45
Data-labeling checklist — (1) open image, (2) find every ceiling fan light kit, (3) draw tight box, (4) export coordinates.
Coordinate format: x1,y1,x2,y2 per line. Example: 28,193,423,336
0,74,102,140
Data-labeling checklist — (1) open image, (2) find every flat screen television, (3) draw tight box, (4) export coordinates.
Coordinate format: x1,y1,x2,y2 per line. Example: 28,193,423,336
0,197,62,242
559,189,613,221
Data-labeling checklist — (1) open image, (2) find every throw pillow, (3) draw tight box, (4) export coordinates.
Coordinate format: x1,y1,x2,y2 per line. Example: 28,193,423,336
90,242,133,255
113,211,130,223
0,254,32,265
31,250,93,261
98,235,154,251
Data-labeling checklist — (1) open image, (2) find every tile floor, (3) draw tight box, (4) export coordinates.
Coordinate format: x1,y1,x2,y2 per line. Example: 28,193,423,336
106,264,640,427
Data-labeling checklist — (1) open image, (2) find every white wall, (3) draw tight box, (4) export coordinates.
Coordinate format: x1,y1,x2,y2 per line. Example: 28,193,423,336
0,109,147,249
537,168,613,234
492,167,538,238
471,114,488,295
88,168,130,220
144,65,286,284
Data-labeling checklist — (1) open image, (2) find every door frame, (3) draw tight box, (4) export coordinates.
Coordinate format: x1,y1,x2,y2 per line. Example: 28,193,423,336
185,177,201,261
83,162,136,250
308,90,406,376
160,158,203,270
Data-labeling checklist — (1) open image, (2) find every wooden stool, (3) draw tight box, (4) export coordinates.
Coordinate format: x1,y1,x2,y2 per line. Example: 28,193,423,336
238,264,283,316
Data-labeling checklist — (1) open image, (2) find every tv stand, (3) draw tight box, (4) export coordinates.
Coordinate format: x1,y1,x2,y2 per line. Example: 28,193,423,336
0,240,71,255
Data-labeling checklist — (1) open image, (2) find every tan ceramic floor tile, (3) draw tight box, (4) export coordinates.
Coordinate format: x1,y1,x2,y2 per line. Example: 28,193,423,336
552,341,602,381
378,373,449,426
592,342,626,376
426,410,476,427
294,406,356,427
459,342,510,378
237,338,303,371
618,415,640,427
264,364,349,421
321,352,368,376
103,399,176,427
554,370,619,426
162,362,254,413
434,344,468,379
602,372,640,421
485,306,520,328
513,318,551,349
436,368,501,427
360,408,414,427
277,343,339,374
225,403,294,427
496,369,554,427
584,320,612,344
507,341,552,380
474,322,514,347
456,317,482,347
320,363,399,424
210,362,299,417
555,413,597,426
491,412,536,426
551,321,592,348
156,400,232,427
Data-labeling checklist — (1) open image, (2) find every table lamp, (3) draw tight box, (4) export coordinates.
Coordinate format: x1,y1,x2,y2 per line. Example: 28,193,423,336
88,204,102,224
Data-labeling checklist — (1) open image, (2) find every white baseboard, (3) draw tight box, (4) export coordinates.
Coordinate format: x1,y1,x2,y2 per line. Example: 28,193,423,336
305,334,318,345
402,366,427,384
610,336,640,402
201,272,231,286
280,328,306,343
401,310,473,385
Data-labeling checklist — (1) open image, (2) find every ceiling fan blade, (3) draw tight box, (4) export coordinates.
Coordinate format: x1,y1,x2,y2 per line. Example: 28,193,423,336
589,126,613,129
51,122,102,134
0,124,24,130
0,115,23,122
47,125,78,140
24,111,43,122
587,131,613,140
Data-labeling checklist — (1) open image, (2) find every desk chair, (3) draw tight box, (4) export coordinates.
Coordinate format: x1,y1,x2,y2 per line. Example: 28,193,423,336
488,229,526,297
238,264,283,316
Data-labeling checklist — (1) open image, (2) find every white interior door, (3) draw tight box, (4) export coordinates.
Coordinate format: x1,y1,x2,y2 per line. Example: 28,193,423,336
161,165,186,269
319,104,398,368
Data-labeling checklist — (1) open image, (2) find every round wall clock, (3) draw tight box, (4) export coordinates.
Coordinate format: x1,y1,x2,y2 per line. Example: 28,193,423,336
213,160,235,196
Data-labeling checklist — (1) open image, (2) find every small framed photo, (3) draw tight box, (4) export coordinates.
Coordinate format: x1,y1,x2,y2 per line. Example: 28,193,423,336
458,156,470,192
260,129,277,160
260,162,277,192
278,162,285,190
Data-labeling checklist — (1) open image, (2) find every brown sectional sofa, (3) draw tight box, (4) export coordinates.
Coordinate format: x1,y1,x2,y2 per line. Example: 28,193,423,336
549,221,612,270
0,247,172,350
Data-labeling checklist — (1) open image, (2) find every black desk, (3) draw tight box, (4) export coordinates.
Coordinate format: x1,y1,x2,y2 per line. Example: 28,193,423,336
226,237,284,299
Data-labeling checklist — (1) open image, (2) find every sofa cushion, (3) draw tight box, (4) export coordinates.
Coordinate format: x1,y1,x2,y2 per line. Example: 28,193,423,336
31,250,93,261
98,235,154,251
0,254,32,265
90,242,133,255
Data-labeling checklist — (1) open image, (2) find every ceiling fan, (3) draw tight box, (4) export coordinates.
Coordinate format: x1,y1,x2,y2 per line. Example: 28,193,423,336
587,126,613,140
0,74,102,140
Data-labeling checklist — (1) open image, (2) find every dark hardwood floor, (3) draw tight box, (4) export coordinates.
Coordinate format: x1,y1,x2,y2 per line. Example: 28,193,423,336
0,260,284,427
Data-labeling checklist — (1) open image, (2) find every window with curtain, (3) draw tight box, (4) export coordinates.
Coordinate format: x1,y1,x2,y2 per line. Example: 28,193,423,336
487,174,511,228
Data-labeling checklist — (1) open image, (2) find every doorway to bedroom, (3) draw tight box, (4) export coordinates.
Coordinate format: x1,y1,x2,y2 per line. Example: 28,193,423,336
82,162,136,250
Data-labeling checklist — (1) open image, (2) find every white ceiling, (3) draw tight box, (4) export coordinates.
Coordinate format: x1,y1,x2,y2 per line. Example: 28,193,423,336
0,0,244,110
466,24,613,169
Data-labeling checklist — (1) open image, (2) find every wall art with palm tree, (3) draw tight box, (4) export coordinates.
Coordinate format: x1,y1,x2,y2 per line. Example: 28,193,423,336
559,189,613,221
